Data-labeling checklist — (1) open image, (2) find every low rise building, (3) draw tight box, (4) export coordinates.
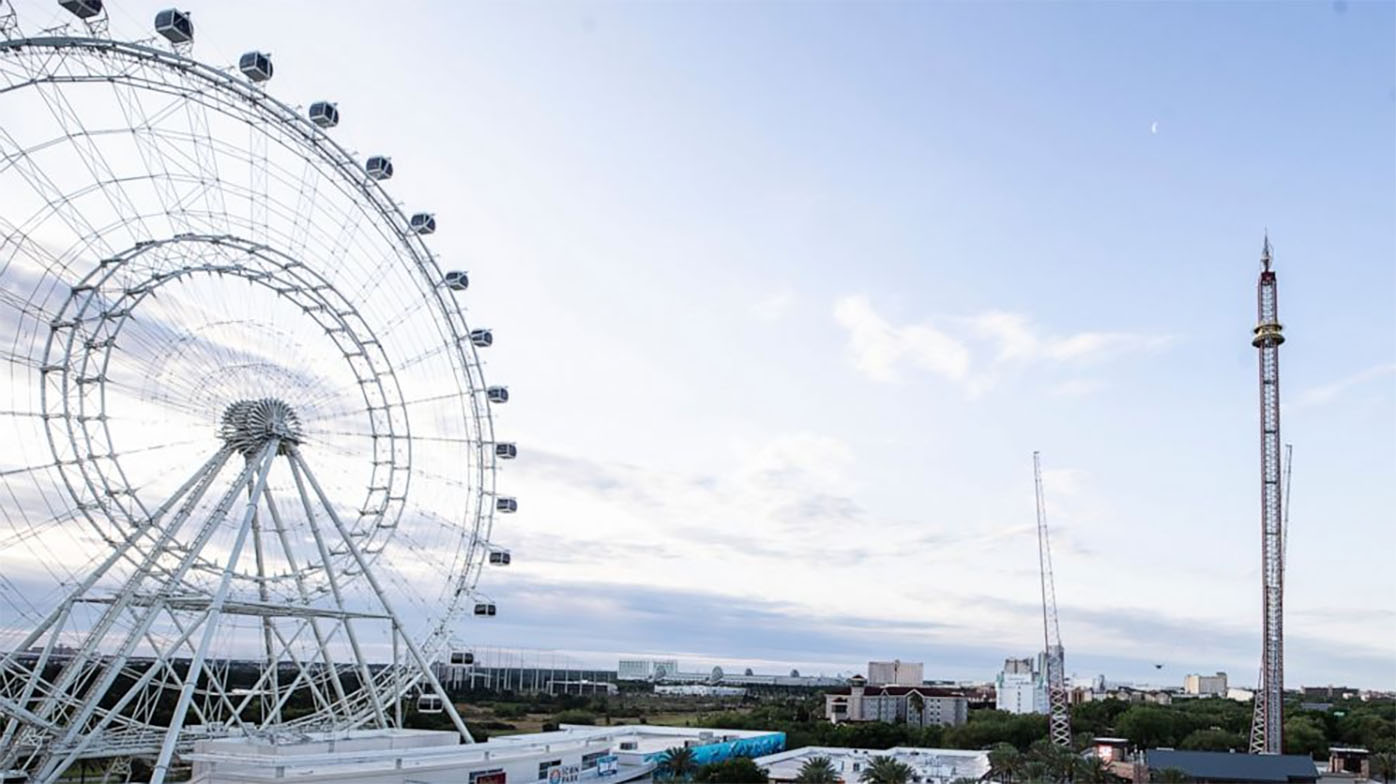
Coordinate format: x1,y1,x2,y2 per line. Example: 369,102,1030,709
825,676,969,727
617,658,679,681
868,659,924,686
1183,672,1228,696
1143,749,1319,784
995,658,1046,715
758,746,988,784
654,684,745,697
188,724,785,784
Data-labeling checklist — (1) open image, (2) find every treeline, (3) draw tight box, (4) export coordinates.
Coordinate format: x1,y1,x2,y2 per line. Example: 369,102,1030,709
691,696,1396,759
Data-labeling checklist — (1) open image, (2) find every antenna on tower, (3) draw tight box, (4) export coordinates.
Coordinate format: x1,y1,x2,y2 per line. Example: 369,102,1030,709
1033,451,1072,748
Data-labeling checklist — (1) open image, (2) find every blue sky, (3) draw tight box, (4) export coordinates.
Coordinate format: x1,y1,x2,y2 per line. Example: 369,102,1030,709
4,0,1393,688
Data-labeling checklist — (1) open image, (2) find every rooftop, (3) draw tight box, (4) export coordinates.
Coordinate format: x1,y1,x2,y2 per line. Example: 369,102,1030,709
757,746,989,784
1145,749,1321,783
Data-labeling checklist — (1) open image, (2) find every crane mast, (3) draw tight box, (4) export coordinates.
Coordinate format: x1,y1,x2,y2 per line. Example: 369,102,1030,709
1249,236,1286,754
1033,451,1072,747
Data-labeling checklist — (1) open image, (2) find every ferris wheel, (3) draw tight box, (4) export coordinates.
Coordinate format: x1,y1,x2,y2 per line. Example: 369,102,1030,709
0,3,515,782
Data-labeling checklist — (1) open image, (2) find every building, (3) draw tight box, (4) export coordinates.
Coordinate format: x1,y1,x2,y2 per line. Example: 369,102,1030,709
995,658,1046,715
1183,672,1228,696
825,676,969,727
616,659,679,681
654,684,745,697
188,724,785,784
758,746,988,784
547,679,618,696
1143,750,1319,784
868,660,924,686
1328,747,1370,778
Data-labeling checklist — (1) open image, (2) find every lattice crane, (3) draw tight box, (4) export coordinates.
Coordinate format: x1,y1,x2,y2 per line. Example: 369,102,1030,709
1033,451,1073,747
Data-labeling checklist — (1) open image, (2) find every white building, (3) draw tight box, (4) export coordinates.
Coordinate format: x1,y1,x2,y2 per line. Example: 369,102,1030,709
825,676,969,727
995,657,1046,715
616,658,679,681
1183,672,1228,696
188,724,785,784
868,660,924,686
655,684,746,697
758,746,988,784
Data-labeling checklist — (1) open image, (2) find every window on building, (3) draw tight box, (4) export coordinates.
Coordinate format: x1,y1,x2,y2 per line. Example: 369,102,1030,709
539,760,562,779
469,770,505,784
583,751,608,770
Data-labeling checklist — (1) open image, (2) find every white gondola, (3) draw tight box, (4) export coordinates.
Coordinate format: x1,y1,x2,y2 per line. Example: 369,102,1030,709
154,8,193,44
470,328,492,347
449,650,475,666
365,156,393,180
416,693,443,714
59,0,103,19
486,386,508,404
308,101,339,128
473,601,497,617
494,442,517,460
489,549,511,566
443,271,468,291
238,51,273,82
495,497,517,514
410,213,436,234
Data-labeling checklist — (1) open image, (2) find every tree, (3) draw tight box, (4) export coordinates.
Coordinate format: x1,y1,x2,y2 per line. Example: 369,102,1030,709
1284,717,1328,758
695,757,769,783
1118,707,1177,749
987,743,1022,783
859,755,914,784
1075,755,1116,784
908,693,926,725
656,746,699,781
1371,752,1396,784
1179,728,1245,752
795,756,840,783
1153,768,1191,783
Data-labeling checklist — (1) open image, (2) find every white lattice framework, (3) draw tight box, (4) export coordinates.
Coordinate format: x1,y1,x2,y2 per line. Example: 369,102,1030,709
0,7,510,782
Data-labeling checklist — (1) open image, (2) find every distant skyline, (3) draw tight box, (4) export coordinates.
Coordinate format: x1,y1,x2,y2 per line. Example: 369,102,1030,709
1,0,1393,689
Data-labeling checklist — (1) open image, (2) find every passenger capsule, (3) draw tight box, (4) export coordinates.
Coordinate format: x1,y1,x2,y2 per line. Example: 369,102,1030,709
366,156,393,180
308,102,339,128
470,329,493,348
416,693,443,714
473,602,497,617
60,0,103,19
449,650,475,666
443,271,469,291
154,8,193,44
486,386,508,404
495,497,517,514
489,549,512,566
238,51,273,82
410,213,436,234
494,442,517,460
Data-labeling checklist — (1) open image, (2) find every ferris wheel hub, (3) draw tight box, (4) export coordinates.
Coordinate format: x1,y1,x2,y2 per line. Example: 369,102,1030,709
219,398,304,455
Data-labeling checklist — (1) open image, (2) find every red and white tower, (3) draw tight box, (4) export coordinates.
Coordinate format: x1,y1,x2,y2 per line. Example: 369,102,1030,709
1249,236,1285,754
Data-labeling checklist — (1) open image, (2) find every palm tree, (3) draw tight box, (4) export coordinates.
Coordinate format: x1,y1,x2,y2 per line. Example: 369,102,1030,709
1153,768,1191,784
656,746,699,781
1075,755,1115,784
1372,753,1396,784
796,756,840,783
987,743,1023,783
908,692,926,725
860,755,914,784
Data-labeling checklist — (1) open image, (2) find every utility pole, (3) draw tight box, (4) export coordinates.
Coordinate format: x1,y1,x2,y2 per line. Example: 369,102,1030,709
1249,236,1286,754
1033,452,1072,747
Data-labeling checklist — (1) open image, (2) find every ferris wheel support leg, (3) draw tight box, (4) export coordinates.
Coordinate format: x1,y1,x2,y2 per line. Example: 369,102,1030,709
34,443,271,783
288,448,475,744
253,482,355,726
285,457,390,730
149,440,281,784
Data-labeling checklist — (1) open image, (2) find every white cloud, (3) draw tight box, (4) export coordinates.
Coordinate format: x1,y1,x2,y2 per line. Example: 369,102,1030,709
834,296,1169,393
832,295,970,383
1291,362,1396,409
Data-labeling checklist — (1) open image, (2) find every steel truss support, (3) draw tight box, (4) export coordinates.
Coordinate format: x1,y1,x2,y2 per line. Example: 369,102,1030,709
1,403,466,784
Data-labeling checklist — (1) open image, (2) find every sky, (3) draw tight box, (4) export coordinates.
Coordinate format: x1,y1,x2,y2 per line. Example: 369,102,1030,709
2,0,1393,690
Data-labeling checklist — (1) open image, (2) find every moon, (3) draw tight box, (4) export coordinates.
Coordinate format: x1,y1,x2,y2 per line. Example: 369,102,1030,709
1150,121,1159,135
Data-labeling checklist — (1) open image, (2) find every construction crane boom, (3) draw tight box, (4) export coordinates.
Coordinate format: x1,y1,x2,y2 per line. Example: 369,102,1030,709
1033,451,1072,747
1249,236,1286,754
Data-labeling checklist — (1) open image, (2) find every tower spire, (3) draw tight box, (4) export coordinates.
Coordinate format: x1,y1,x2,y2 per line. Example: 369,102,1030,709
1249,236,1285,754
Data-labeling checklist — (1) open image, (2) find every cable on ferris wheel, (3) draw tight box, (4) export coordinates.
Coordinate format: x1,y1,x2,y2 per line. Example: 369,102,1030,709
0,2,516,782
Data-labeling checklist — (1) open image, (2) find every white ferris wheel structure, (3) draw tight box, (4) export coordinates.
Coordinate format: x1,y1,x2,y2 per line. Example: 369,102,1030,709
0,2,516,781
